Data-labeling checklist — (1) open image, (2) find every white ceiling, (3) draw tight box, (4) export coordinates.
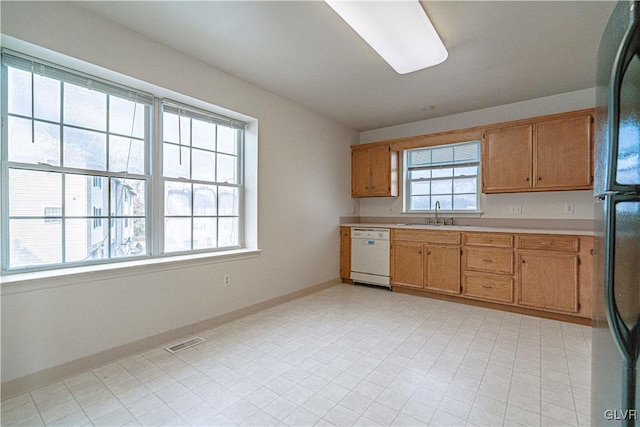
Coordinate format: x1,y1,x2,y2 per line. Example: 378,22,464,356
77,1,616,132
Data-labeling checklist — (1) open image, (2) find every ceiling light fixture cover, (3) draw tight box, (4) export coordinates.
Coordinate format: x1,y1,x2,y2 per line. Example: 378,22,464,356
326,0,448,74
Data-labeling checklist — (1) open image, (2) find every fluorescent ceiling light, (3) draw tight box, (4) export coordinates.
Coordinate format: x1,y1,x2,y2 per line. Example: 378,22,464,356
326,1,448,74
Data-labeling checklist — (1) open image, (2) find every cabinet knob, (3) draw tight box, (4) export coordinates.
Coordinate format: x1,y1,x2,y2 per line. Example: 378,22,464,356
482,285,493,289
427,251,431,255
365,186,369,189
525,177,530,181
418,250,422,255
521,259,526,264
538,176,542,181
590,248,594,255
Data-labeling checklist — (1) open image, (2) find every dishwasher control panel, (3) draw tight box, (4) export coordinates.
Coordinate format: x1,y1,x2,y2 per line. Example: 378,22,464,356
351,228,390,240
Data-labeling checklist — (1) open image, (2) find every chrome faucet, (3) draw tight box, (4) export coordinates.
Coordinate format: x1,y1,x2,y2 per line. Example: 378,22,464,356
434,200,440,224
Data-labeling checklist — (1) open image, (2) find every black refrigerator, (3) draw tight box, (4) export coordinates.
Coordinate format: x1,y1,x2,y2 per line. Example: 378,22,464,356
592,1,640,425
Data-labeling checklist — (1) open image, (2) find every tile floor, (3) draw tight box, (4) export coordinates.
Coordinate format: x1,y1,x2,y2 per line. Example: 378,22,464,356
2,284,592,426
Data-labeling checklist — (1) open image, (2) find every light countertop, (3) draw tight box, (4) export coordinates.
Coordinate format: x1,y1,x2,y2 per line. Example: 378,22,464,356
342,223,595,236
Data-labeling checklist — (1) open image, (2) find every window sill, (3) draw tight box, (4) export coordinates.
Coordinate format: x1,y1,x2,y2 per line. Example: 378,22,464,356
403,211,484,218
1,248,263,295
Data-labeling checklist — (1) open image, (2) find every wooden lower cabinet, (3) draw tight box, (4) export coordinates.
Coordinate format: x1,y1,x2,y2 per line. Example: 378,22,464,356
366,228,593,322
517,251,579,313
425,246,461,294
391,241,423,288
463,272,513,303
390,230,461,295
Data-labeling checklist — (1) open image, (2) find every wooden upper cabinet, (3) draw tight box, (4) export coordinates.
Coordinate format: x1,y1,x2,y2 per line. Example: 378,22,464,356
482,124,533,192
351,144,398,197
535,114,592,190
482,109,593,193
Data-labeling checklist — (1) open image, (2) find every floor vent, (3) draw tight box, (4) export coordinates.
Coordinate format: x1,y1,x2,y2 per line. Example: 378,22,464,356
164,337,205,353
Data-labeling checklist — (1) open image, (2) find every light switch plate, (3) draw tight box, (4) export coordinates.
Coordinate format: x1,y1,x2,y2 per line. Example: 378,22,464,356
565,203,575,214
509,205,522,214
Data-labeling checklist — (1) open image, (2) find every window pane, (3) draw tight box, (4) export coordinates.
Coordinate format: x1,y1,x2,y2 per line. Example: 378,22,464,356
164,217,191,252
217,153,237,184
218,217,239,247
34,74,61,122
410,196,431,211
431,179,452,195
431,146,454,165
109,97,146,138
432,168,453,178
9,169,61,216
454,178,477,193
163,112,191,145
192,149,216,182
165,181,191,216
194,184,217,216
192,120,215,150
410,181,430,196
111,178,146,216
8,67,31,116
193,218,216,250
409,169,430,180
65,174,108,216
63,127,107,170
453,194,477,210
454,144,479,163
454,166,477,177
10,219,62,268
163,143,190,179
408,149,430,167
111,218,145,258
432,197,453,210
65,218,108,262
218,186,239,216
63,83,106,131
109,136,144,174
8,117,60,165
217,126,237,155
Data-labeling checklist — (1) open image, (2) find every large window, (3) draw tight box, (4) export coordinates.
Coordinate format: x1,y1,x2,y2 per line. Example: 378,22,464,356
1,51,246,273
405,141,480,212
162,103,242,253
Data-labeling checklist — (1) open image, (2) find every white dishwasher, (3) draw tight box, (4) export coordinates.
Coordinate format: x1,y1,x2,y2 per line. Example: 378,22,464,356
350,228,391,288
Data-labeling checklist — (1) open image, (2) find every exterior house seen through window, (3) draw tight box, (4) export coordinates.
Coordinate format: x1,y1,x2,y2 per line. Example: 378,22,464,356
1,50,246,273
405,141,480,212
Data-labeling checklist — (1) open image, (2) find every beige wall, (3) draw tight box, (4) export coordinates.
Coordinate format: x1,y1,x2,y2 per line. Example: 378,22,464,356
358,89,596,220
1,2,358,384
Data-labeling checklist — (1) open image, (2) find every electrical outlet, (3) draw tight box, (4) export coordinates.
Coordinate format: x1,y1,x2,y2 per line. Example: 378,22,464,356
565,203,575,214
223,274,231,286
509,205,522,214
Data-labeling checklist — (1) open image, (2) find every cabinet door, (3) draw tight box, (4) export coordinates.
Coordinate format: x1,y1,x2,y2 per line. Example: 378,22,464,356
369,145,392,196
535,114,592,190
351,148,371,196
482,124,533,193
340,227,351,279
517,252,578,313
425,246,461,294
391,242,423,288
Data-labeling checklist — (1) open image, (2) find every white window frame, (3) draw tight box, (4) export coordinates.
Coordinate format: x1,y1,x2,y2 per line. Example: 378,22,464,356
160,101,244,255
404,140,481,213
1,50,247,274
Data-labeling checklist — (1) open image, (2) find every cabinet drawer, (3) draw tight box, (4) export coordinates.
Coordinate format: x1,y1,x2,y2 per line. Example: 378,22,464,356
516,235,579,252
463,232,514,248
463,272,513,303
392,229,461,245
464,248,513,275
